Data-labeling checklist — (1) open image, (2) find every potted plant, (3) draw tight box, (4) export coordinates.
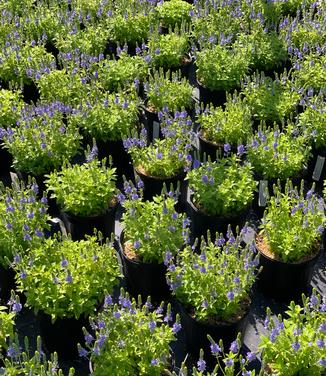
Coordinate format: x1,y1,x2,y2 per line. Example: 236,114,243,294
197,93,252,161
147,26,191,75
166,228,259,358
79,289,180,375
195,43,250,106
117,183,190,301
242,71,300,126
157,0,193,30
256,180,325,301
45,156,118,240
0,296,19,361
259,290,326,375
1,102,82,192
0,179,50,302
186,156,257,241
12,233,121,359
246,123,311,184
2,336,75,375
143,69,194,139
124,114,193,202
68,90,140,180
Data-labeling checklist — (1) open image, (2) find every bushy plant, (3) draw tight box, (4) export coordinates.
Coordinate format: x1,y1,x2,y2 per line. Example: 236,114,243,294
166,228,258,322
120,184,190,264
45,157,117,217
157,0,193,28
79,289,180,376
259,180,325,263
13,234,121,320
246,123,310,180
0,89,24,128
195,44,250,92
144,69,193,112
187,156,257,216
0,295,20,353
242,72,300,124
259,290,326,375
197,93,252,146
68,91,140,142
0,179,50,269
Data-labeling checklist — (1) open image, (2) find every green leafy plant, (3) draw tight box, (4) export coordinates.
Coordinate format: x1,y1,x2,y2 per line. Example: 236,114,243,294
0,88,24,128
45,158,117,217
13,233,121,321
68,91,140,142
157,0,193,28
2,336,75,375
0,179,50,269
197,93,252,146
246,123,310,180
144,69,193,112
259,180,325,263
1,103,81,176
148,28,190,69
79,289,179,376
166,228,258,322
195,44,250,92
242,72,300,124
187,156,257,216
0,302,17,353
259,290,326,375
120,184,189,264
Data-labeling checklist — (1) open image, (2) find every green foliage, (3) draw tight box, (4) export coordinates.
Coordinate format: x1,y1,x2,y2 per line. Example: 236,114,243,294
145,69,193,112
121,189,189,264
157,0,193,28
242,72,300,124
187,156,257,216
0,88,24,128
197,93,252,146
83,289,178,376
260,180,325,263
46,158,117,217
167,229,258,322
0,306,15,352
0,179,50,268
195,44,250,92
13,234,121,320
247,123,310,180
259,291,326,375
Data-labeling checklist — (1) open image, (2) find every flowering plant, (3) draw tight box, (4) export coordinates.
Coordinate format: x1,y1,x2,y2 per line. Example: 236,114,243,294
195,44,249,92
120,184,190,264
242,72,300,124
45,157,117,217
187,156,257,216
68,91,140,142
258,180,325,263
144,69,193,113
259,290,326,375
147,28,190,69
124,113,193,178
13,233,121,321
197,93,252,147
97,52,148,92
157,0,193,28
0,179,50,269
0,295,20,353
0,88,23,128
298,94,326,150
79,289,180,376
166,228,258,322
1,103,81,176
2,336,75,375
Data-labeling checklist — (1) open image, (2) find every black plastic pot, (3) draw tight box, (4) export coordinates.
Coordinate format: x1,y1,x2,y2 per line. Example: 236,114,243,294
23,81,40,104
61,204,117,241
116,234,171,303
174,299,250,363
0,266,15,303
143,107,163,143
187,195,250,244
257,240,321,302
306,145,326,187
197,80,227,108
0,143,13,175
38,311,89,360
134,167,187,210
